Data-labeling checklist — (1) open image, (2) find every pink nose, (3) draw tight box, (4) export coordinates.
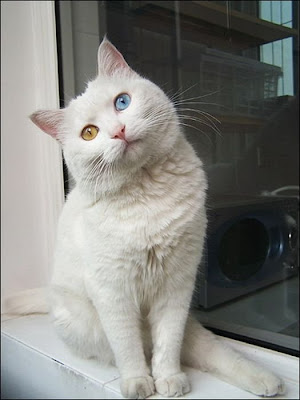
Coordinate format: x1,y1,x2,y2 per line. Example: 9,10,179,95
112,125,126,141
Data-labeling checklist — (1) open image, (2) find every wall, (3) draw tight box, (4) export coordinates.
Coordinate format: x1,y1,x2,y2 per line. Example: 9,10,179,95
1,1,64,306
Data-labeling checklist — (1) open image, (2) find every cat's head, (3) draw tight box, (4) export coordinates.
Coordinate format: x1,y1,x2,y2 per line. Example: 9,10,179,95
30,38,180,194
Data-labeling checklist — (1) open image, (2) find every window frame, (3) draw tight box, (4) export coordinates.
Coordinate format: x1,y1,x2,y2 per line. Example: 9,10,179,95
2,0,297,358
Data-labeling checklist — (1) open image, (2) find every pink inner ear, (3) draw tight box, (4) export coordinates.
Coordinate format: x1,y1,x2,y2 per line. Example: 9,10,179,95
98,39,132,76
30,110,64,140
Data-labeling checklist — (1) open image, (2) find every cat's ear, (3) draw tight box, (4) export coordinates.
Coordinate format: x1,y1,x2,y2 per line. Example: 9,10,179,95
30,109,65,141
97,37,135,77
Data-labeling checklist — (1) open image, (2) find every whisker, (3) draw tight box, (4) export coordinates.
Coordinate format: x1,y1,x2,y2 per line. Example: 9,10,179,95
176,107,221,125
172,89,222,103
169,82,200,102
176,113,222,136
178,122,214,145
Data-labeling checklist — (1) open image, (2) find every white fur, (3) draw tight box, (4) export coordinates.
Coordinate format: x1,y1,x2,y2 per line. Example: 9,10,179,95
3,288,49,315
5,39,285,399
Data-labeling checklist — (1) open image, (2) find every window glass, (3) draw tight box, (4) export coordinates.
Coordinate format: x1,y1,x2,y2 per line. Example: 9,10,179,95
56,0,299,355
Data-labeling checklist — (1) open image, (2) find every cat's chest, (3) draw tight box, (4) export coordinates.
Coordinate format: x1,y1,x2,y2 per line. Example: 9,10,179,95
83,196,177,252
81,197,183,299
76,162,205,277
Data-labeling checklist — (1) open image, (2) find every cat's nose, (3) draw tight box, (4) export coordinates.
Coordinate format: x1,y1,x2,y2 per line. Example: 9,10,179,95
112,125,126,141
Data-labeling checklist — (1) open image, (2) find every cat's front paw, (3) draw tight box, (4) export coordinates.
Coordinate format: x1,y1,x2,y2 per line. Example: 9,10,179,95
155,372,190,397
248,370,285,397
121,375,155,399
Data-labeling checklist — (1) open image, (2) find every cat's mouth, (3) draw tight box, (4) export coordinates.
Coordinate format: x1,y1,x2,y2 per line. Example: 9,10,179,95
123,138,141,152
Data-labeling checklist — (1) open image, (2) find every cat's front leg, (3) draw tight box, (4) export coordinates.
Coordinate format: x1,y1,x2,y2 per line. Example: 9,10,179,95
149,288,192,397
86,281,154,399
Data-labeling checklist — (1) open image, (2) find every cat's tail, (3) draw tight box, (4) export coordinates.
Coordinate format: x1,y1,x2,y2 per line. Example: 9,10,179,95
2,287,50,315
181,316,285,397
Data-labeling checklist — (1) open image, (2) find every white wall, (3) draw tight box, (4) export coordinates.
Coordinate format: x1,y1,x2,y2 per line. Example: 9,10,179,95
1,1,64,306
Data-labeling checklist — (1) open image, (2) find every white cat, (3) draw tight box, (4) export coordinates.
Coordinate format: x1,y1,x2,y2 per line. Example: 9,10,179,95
5,38,285,399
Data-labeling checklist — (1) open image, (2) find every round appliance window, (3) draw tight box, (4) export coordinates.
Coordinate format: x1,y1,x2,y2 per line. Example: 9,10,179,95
218,218,270,281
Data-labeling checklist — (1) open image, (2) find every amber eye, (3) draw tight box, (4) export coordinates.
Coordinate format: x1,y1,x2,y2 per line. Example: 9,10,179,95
81,125,99,141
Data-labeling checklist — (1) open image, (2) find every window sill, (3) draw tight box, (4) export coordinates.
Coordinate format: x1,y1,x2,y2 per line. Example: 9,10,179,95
1,314,299,399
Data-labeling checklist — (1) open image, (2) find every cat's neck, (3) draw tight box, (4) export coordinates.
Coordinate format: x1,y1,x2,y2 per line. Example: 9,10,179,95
76,134,201,205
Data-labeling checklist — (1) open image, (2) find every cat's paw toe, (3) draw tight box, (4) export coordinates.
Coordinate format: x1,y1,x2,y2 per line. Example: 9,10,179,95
155,372,190,397
259,375,285,397
248,371,285,397
121,375,155,399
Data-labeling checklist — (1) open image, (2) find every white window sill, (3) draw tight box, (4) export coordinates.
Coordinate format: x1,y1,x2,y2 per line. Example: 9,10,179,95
1,314,299,399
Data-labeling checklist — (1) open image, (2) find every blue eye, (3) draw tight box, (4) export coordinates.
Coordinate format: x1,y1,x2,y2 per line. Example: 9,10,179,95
115,93,131,111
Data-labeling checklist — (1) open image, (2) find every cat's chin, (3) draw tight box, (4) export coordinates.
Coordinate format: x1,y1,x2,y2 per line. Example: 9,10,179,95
124,138,141,152
120,138,145,163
